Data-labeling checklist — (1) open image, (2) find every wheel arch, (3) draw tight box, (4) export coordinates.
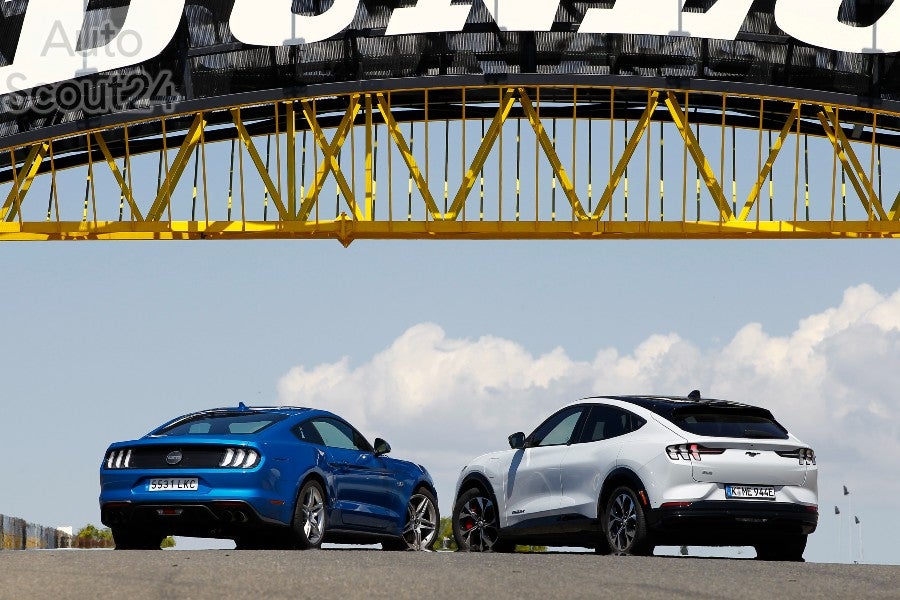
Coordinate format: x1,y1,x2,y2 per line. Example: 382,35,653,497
599,467,650,519
456,472,498,503
292,469,329,519
413,479,438,499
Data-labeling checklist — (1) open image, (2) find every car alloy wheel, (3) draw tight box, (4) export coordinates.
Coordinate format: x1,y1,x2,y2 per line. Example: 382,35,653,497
294,480,326,549
454,488,502,552
402,491,439,550
604,486,651,556
608,492,637,552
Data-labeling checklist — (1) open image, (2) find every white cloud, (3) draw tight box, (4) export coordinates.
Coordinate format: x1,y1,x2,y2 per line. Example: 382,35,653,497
277,284,900,513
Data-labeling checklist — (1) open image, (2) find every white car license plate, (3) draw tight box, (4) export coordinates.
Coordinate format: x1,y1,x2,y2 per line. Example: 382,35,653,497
147,478,199,492
726,485,775,499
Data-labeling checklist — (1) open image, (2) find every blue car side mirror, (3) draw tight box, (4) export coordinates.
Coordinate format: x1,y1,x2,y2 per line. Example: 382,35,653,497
374,438,391,456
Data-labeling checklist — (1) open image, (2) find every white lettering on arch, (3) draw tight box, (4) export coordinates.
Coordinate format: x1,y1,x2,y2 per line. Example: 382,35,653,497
579,0,754,40
776,0,900,54
230,0,360,46
385,0,559,35
0,0,185,95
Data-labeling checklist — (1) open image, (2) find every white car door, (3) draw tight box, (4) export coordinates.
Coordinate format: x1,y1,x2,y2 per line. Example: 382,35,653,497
561,404,643,519
503,406,587,527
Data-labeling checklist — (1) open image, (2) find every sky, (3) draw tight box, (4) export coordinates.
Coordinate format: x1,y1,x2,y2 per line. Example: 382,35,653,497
1,238,898,564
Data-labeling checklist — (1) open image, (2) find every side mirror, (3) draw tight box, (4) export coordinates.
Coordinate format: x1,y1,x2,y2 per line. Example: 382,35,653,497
373,438,391,456
508,432,526,450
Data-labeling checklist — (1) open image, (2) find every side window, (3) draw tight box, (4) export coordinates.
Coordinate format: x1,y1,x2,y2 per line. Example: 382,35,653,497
529,407,585,447
580,405,646,443
296,418,373,452
294,421,325,446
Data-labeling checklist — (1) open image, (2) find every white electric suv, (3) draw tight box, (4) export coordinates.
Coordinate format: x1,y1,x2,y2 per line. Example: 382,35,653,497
451,391,818,561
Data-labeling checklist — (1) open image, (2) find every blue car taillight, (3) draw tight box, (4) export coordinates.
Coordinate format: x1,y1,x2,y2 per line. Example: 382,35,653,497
105,449,132,469
219,448,260,468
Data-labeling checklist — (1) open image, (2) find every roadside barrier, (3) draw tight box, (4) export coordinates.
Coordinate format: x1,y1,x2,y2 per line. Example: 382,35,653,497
0,514,71,550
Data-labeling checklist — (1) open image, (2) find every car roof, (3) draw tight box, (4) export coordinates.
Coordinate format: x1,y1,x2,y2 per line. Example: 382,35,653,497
575,392,777,420
586,393,756,410
204,405,312,415
157,405,320,429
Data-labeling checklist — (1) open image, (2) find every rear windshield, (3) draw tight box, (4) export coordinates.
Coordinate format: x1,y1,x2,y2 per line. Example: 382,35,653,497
151,412,286,436
670,408,788,439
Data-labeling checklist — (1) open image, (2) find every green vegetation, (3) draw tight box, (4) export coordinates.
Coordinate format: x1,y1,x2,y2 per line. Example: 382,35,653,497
436,517,457,551
514,544,548,553
435,517,545,552
75,524,114,548
75,524,175,549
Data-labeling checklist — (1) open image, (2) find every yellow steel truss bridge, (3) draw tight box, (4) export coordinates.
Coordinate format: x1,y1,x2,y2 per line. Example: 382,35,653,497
2,80,900,242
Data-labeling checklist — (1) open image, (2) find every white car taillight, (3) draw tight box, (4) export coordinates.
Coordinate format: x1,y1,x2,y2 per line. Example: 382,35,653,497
776,448,816,465
105,449,132,469
665,443,725,461
219,447,259,468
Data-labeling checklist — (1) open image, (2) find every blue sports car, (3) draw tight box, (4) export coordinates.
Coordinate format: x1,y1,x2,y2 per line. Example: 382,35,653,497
99,404,439,550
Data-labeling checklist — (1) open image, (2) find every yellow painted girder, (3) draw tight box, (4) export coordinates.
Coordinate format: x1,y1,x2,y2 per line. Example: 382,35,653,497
0,219,897,241
665,92,733,222
2,142,48,222
518,89,589,221
365,95,374,220
445,88,517,220
818,107,887,221
374,93,442,220
299,97,363,221
3,84,900,241
738,103,800,222
231,108,289,221
93,132,144,222
286,101,298,218
594,91,659,220
147,114,206,222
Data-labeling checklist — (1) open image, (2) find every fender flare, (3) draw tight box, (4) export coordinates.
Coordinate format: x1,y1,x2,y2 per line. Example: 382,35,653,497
599,467,650,519
456,472,499,505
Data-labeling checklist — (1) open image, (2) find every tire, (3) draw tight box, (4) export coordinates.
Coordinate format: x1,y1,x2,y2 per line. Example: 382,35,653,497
383,488,440,551
594,495,612,555
755,535,807,562
112,528,164,550
604,486,652,556
292,480,327,549
452,487,506,552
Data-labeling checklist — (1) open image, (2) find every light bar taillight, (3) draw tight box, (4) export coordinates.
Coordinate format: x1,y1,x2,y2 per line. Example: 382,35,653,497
105,449,132,469
666,443,725,461
776,448,816,465
219,448,259,468
660,501,693,509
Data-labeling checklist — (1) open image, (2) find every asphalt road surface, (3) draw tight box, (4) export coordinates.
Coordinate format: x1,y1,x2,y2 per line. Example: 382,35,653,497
1,550,896,600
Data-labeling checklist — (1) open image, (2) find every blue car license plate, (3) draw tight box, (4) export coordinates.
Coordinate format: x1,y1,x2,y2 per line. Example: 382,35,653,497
147,477,199,492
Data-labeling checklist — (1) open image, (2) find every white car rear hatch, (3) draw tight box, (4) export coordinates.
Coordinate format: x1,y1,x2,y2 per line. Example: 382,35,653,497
664,404,811,486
